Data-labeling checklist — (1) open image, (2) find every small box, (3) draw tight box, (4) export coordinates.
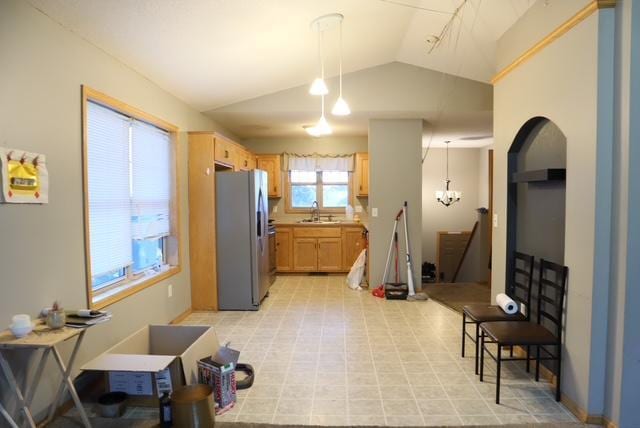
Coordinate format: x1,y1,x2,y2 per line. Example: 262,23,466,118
198,346,240,414
82,325,219,406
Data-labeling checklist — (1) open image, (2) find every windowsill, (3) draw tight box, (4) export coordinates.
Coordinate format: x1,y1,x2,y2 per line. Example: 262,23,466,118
91,264,180,310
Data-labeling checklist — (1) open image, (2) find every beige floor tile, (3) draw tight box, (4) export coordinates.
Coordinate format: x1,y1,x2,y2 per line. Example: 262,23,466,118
276,398,313,415
348,385,381,400
272,414,311,425
235,413,273,423
382,399,420,416
312,399,348,415
279,384,314,399
459,415,501,425
442,383,482,399
348,414,386,425
348,399,384,416
314,384,347,400
497,413,539,424
422,415,463,426
411,385,447,400
377,371,409,386
522,396,566,414
239,398,278,415
451,399,493,416
484,397,530,415
247,384,283,399
309,414,349,425
385,415,425,426
416,399,457,416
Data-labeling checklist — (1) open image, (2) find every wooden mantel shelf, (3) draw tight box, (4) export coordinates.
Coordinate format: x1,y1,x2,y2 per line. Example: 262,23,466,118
512,168,566,183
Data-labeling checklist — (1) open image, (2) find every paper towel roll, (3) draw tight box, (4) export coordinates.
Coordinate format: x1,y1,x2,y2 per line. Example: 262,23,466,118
496,293,518,315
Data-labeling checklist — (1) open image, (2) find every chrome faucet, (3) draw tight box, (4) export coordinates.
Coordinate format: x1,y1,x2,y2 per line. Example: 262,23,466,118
311,201,320,222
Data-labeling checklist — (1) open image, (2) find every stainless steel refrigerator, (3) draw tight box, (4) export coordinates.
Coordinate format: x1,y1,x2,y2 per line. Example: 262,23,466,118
216,170,270,310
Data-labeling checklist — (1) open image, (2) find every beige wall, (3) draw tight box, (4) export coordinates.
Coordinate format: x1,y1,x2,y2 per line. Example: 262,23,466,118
421,148,482,265
0,0,232,419
493,1,614,418
369,119,422,289
242,136,369,221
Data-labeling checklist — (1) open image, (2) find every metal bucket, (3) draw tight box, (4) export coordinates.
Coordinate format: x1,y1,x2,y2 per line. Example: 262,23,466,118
171,384,215,427
97,391,127,418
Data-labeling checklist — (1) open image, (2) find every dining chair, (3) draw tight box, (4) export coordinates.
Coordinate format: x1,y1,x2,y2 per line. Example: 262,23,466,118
479,259,568,403
461,251,535,374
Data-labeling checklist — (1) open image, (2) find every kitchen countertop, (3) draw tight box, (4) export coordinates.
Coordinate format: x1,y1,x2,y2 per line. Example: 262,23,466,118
273,220,368,230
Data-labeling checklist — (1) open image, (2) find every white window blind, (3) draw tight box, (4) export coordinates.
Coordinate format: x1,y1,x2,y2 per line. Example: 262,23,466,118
131,120,171,240
87,102,132,276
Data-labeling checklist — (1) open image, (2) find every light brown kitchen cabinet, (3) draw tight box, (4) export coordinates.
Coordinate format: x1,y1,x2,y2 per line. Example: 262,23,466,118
318,238,342,271
355,152,369,197
187,132,218,310
342,227,366,270
275,227,293,271
235,149,254,171
214,136,236,168
256,154,281,198
293,238,318,271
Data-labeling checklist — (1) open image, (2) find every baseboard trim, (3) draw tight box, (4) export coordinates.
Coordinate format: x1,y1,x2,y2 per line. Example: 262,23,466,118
170,308,192,324
603,417,619,428
511,346,604,424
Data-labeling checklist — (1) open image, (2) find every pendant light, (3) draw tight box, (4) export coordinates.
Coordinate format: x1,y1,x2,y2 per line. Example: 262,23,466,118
435,141,461,207
309,26,328,96
305,93,332,136
331,17,350,116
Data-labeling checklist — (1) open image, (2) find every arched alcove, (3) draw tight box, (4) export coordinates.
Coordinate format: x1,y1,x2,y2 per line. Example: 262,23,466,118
506,117,567,294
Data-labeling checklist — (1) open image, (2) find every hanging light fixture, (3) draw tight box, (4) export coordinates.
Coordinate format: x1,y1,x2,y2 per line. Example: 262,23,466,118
309,21,328,96
331,16,350,116
435,141,461,207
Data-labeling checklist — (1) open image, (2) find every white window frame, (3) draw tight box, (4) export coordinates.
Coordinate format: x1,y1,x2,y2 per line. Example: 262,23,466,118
285,170,352,213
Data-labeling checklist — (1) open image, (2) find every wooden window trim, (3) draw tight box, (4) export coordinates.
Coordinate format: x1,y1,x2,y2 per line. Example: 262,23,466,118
81,85,181,310
284,171,353,214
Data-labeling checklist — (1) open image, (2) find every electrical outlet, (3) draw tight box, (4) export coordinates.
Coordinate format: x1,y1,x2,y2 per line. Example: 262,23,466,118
493,214,498,228
273,205,278,213
168,284,173,298
355,205,363,213
372,208,378,217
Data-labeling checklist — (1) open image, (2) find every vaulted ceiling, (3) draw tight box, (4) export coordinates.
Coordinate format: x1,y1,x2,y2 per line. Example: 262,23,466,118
28,0,534,113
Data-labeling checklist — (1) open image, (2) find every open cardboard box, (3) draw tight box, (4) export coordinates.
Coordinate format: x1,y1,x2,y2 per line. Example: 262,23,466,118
82,325,219,406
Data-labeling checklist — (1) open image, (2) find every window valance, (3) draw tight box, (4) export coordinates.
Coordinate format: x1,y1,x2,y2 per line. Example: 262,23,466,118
283,153,354,172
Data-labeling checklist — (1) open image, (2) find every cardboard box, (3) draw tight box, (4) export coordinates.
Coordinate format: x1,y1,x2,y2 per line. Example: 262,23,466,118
82,325,219,406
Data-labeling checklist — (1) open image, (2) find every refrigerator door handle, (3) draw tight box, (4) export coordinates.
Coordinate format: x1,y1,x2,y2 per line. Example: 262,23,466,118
257,188,265,254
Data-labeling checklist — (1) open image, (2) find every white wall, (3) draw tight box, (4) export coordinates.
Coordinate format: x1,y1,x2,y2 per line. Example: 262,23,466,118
493,0,614,417
421,148,482,265
0,0,232,419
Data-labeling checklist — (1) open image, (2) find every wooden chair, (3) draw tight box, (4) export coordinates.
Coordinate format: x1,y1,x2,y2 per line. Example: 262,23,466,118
479,259,568,403
461,252,534,374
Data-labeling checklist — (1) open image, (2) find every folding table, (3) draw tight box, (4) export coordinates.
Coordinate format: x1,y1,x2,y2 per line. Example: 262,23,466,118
0,321,93,428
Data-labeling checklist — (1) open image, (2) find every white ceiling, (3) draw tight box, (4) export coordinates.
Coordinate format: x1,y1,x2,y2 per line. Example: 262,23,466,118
28,0,534,112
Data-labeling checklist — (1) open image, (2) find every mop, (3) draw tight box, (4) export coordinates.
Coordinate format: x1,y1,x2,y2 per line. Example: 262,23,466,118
401,201,429,301
372,208,403,298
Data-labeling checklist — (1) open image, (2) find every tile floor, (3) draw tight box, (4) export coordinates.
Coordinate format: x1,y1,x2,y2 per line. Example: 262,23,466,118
182,275,579,426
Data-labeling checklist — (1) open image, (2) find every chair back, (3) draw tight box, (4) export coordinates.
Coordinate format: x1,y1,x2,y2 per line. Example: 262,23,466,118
510,252,535,319
536,259,569,340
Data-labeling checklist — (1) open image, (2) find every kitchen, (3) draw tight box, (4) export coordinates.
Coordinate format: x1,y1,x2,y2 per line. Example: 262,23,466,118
188,132,369,311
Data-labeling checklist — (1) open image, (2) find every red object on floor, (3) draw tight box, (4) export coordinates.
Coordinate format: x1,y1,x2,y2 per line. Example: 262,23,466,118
372,285,385,298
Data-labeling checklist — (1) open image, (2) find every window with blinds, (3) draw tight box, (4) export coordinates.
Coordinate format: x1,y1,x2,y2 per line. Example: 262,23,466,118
86,100,172,294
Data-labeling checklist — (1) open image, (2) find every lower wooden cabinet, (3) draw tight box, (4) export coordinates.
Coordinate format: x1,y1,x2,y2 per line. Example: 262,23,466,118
275,227,293,271
342,227,366,269
276,225,366,273
293,238,318,271
318,238,342,271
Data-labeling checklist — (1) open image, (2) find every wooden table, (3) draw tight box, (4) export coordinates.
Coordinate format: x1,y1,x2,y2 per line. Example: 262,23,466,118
0,321,93,428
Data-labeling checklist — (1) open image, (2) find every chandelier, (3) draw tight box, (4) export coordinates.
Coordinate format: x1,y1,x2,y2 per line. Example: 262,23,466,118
435,141,461,207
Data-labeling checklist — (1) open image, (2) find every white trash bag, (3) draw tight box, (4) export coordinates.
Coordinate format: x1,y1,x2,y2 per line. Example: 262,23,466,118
346,249,367,290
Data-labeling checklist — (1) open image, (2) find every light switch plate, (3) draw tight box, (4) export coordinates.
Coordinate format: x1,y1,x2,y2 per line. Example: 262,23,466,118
273,206,278,213
372,208,378,217
168,284,173,298
355,205,363,213
493,214,499,228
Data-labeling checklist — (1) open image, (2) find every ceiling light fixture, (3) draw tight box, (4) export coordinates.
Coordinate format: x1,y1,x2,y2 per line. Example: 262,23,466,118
331,16,351,116
309,20,328,95
435,141,461,207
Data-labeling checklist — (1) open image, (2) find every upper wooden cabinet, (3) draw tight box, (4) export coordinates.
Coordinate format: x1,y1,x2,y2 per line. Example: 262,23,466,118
355,152,369,197
235,149,255,171
214,136,236,168
256,154,282,198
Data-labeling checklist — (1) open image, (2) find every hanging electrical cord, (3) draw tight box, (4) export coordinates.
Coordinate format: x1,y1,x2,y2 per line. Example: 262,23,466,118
376,0,453,15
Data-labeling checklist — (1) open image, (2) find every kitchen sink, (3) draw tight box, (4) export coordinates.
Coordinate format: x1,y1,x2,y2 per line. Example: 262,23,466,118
297,219,341,224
